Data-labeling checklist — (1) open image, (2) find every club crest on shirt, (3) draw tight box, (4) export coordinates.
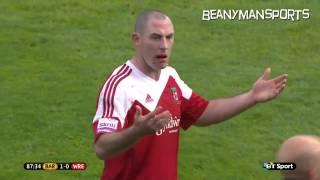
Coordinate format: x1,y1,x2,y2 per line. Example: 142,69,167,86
170,86,180,104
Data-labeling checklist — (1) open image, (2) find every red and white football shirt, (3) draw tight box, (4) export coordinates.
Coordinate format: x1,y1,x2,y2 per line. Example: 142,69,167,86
92,60,208,180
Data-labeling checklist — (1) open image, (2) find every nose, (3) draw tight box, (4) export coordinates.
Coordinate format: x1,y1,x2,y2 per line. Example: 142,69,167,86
160,37,168,50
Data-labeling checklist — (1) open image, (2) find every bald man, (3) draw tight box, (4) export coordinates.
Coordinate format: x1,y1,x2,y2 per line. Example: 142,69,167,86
92,10,288,180
277,135,320,180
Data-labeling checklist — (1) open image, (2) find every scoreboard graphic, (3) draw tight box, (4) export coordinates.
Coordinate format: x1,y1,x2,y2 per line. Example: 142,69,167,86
24,162,86,171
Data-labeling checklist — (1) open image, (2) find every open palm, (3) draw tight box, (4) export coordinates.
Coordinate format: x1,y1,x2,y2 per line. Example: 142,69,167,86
251,68,288,103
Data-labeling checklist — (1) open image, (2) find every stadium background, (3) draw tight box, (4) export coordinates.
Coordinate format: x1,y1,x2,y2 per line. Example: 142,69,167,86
1,0,319,179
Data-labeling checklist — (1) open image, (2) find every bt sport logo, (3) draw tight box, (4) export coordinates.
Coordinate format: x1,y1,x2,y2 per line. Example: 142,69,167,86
262,162,296,170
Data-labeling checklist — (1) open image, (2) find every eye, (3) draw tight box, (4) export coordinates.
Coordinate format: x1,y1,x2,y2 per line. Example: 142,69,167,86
166,34,174,40
150,34,161,40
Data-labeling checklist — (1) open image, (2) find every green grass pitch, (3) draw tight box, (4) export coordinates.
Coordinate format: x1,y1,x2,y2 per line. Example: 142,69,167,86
1,0,319,179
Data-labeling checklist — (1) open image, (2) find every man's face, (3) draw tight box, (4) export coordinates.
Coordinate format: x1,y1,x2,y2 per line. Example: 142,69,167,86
137,17,174,72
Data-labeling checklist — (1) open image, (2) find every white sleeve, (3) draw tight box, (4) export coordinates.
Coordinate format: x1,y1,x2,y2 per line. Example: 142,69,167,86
93,70,132,134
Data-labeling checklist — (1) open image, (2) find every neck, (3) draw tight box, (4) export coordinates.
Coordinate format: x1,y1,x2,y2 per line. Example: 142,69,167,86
131,55,161,81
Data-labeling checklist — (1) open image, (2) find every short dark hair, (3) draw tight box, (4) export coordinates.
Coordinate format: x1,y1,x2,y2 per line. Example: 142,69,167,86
135,10,168,34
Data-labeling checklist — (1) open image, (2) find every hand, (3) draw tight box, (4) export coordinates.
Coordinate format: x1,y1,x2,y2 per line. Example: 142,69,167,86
132,105,171,136
250,68,288,103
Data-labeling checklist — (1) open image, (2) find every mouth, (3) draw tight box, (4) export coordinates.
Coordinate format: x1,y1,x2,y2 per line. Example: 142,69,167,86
155,54,168,61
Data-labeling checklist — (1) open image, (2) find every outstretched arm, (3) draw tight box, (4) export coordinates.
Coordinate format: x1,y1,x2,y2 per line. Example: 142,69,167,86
194,68,288,126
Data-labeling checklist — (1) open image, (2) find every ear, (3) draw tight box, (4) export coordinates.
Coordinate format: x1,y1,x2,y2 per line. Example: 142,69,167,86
131,32,140,45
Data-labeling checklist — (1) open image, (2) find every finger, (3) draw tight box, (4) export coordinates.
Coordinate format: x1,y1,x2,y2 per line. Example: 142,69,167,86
276,84,286,95
273,84,286,98
154,117,171,130
261,67,271,80
149,111,171,125
149,111,171,128
155,116,171,129
161,117,171,126
144,106,163,120
273,74,288,84
276,79,287,89
155,110,171,120
134,105,142,119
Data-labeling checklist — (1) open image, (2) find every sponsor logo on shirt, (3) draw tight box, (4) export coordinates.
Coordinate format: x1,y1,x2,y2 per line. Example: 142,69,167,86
97,118,118,133
156,116,180,136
